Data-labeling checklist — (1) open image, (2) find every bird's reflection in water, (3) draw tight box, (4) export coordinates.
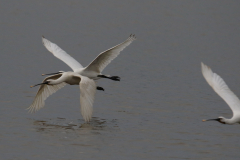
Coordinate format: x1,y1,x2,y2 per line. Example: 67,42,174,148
33,117,119,134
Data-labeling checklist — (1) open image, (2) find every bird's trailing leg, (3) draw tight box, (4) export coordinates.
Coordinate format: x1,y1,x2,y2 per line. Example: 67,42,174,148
110,76,121,81
97,75,120,81
30,81,49,88
97,86,104,91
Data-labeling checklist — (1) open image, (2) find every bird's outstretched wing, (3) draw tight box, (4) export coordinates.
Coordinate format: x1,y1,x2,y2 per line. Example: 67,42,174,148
74,75,96,122
84,34,136,73
42,36,83,71
28,74,67,113
201,62,240,115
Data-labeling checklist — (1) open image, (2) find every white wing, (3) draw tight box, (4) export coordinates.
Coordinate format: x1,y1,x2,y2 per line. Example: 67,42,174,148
84,34,136,73
76,75,96,122
42,36,83,71
28,74,67,113
201,62,240,115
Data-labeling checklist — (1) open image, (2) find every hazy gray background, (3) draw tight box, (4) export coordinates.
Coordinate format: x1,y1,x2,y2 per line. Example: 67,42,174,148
1,0,240,159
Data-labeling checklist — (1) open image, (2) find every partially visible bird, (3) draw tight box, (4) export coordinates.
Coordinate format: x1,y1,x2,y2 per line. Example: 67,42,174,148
29,35,136,122
201,62,240,124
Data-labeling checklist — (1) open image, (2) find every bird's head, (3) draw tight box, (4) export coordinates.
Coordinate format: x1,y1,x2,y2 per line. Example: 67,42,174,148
30,81,50,88
202,116,226,124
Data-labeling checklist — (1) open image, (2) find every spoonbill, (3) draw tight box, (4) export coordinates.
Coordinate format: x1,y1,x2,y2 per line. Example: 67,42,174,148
41,34,136,81
29,72,97,122
201,62,240,124
28,35,136,122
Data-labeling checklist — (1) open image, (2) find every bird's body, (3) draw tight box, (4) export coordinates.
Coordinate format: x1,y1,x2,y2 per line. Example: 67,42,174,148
201,62,240,125
49,72,81,85
29,35,136,122
75,68,101,80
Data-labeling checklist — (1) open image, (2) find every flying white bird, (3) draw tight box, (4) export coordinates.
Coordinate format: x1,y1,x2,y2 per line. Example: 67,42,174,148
201,62,240,124
28,35,136,122
29,72,96,122
41,34,136,81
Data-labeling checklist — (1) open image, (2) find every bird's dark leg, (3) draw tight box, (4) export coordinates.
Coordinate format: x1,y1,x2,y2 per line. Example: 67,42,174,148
110,76,121,81
97,86,104,91
97,75,120,81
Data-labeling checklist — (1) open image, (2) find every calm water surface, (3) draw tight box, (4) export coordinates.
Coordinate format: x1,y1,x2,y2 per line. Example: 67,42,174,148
1,1,240,159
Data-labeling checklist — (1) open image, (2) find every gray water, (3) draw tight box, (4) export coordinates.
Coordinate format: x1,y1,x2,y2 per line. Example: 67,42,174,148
1,1,240,159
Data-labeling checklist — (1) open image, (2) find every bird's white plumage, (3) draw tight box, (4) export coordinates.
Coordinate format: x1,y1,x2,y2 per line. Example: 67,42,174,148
85,35,136,73
42,37,83,71
201,62,240,115
76,75,97,122
28,74,67,113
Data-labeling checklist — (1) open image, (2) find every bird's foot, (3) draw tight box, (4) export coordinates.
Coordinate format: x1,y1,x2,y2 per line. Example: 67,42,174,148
110,76,120,81
97,86,104,91
97,75,120,81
